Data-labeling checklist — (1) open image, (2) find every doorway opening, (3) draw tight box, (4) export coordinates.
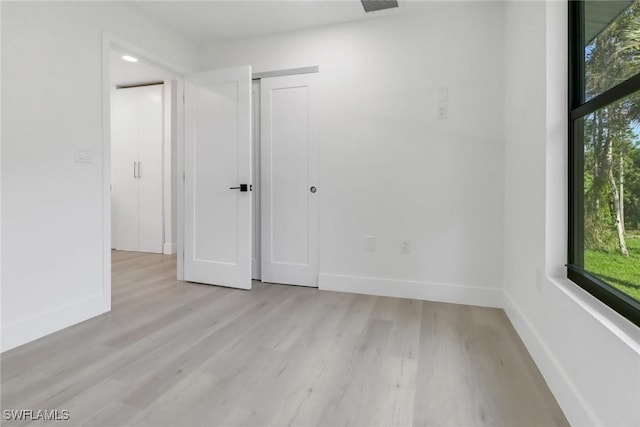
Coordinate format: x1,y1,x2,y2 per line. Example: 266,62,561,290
181,67,319,289
110,47,176,255
104,37,185,309
104,47,320,297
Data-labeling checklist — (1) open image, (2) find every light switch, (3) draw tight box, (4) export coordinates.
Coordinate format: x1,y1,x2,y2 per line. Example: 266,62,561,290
438,104,448,120
75,148,93,164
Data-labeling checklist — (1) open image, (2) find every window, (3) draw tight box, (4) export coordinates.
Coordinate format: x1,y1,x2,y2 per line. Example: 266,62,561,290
569,0,640,326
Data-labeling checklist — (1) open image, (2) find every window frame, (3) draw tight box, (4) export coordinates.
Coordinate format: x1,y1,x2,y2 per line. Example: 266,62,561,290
568,0,640,327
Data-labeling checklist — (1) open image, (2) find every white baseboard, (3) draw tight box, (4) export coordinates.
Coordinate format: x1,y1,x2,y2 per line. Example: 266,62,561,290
1,295,109,353
503,292,599,427
319,273,502,308
163,242,177,255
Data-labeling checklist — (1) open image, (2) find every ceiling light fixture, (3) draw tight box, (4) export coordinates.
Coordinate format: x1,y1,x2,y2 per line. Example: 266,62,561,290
122,55,138,63
361,0,398,13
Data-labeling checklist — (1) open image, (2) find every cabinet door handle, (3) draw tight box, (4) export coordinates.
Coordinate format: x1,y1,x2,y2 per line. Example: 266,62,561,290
133,161,137,178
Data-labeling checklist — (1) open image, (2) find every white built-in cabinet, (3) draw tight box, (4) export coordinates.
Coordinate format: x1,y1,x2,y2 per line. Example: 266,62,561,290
111,85,164,253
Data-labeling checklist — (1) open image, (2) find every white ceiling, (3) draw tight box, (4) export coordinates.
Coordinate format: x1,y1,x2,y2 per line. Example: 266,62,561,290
113,1,418,86
110,49,176,87
133,0,407,43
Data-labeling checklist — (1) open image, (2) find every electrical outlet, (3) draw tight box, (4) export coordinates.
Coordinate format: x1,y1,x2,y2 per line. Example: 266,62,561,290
438,104,448,120
400,239,411,254
364,236,375,252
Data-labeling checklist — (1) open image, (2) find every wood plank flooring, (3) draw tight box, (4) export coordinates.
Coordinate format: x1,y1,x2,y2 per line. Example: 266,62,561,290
1,251,569,427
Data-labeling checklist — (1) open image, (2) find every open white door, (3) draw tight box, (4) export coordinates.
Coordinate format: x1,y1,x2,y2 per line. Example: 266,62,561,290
184,66,252,289
261,73,319,287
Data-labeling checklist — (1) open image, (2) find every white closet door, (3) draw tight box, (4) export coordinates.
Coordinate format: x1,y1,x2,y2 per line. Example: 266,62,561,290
111,88,139,251
184,66,252,289
261,73,319,287
137,85,164,254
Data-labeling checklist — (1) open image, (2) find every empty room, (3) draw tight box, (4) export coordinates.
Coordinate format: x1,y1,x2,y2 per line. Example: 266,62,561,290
1,1,639,426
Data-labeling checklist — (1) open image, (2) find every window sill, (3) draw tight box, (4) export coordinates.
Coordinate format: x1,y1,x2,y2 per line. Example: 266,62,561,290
547,275,640,354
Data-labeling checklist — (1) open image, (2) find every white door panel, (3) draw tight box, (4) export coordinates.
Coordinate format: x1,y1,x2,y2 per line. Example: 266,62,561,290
111,88,139,252
261,73,318,287
184,66,252,289
111,85,164,254
137,85,164,254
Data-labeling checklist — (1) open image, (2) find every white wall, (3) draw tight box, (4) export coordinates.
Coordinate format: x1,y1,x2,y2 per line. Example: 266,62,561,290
1,1,198,351
503,2,640,426
200,2,506,307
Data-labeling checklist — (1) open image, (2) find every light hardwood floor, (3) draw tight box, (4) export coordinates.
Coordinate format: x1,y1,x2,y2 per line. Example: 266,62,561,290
1,251,569,427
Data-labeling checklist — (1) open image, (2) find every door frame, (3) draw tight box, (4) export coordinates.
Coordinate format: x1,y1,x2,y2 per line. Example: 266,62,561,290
252,79,262,281
101,33,187,309
102,44,321,304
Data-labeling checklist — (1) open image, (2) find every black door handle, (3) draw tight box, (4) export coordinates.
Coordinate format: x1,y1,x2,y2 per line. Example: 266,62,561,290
229,184,249,192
